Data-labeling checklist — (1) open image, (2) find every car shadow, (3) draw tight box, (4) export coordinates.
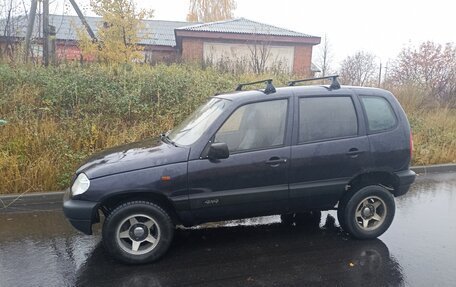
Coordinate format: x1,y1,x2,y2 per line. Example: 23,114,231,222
75,214,403,287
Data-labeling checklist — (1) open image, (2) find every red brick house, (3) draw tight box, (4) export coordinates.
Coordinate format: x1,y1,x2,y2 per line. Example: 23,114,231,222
0,14,320,74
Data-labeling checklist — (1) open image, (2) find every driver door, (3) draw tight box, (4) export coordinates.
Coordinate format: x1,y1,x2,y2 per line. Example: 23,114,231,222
187,99,291,222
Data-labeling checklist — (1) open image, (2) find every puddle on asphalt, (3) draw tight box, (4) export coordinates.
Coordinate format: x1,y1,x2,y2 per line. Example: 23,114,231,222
0,172,455,287
0,209,404,287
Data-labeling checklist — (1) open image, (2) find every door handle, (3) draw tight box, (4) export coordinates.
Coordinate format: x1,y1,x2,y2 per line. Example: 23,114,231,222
346,148,361,158
265,157,287,166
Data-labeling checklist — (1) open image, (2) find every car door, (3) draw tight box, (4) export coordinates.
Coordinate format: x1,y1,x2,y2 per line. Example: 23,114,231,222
289,94,370,211
187,98,292,222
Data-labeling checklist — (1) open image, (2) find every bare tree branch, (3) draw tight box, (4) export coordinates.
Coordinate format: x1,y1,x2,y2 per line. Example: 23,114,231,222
247,34,272,74
389,41,456,102
317,34,333,77
339,51,377,86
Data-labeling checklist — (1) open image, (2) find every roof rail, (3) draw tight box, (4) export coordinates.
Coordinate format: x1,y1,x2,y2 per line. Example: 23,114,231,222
287,75,340,90
236,79,276,94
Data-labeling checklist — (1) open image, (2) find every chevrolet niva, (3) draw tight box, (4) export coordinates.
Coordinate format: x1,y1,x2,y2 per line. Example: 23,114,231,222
63,76,416,264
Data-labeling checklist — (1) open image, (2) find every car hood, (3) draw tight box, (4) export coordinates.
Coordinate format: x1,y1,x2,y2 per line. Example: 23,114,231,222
76,138,190,179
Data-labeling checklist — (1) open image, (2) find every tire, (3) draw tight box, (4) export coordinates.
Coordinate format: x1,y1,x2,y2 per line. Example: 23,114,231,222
102,201,175,264
337,191,351,231
341,185,395,239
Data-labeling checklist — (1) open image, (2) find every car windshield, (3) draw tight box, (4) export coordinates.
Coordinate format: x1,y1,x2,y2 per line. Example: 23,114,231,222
167,98,229,146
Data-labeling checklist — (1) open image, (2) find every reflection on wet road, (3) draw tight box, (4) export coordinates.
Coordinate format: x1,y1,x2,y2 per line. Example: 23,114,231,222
1,172,455,287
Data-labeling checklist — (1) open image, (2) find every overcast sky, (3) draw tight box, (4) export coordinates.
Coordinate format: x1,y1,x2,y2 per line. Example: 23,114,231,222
51,0,455,69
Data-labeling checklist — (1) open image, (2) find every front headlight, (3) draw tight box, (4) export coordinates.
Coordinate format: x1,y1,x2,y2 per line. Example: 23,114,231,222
71,173,90,196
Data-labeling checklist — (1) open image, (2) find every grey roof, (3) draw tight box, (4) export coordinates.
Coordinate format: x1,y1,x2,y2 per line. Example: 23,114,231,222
1,15,319,47
0,14,192,46
176,18,317,38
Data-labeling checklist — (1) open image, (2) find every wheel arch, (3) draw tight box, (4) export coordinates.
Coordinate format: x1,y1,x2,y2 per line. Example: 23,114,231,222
347,171,400,193
99,191,181,225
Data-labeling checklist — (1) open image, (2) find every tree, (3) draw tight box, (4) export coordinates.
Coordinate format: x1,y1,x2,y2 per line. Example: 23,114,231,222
339,51,376,86
389,41,456,102
316,34,333,77
187,0,236,22
247,37,271,74
0,0,24,60
77,0,153,64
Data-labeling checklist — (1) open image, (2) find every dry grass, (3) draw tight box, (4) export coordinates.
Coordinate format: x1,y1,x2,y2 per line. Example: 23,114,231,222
394,88,456,165
0,119,164,193
0,110,182,194
0,64,454,194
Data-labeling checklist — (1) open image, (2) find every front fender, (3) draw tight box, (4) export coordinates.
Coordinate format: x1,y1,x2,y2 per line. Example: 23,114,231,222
79,162,188,203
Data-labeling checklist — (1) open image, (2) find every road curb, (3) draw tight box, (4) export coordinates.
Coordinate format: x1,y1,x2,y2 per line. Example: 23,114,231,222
0,191,64,209
1,163,455,208
411,163,456,175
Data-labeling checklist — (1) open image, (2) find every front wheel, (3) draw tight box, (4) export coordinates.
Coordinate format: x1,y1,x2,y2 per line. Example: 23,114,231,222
102,201,175,264
339,185,395,239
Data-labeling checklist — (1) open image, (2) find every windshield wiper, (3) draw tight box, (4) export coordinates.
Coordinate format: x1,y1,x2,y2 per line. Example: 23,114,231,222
160,133,178,147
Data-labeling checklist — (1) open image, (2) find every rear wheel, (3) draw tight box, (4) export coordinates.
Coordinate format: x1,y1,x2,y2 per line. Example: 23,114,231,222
339,185,395,239
337,191,351,231
102,201,174,264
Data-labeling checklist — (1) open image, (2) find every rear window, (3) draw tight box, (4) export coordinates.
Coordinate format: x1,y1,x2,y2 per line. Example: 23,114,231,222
299,96,358,143
361,96,397,132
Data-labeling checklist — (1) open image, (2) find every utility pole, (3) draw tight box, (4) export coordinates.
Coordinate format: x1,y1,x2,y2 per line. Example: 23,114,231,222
68,0,97,41
49,25,56,65
42,0,49,66
378,62,382,87
24,0,38,62
384,62,389,84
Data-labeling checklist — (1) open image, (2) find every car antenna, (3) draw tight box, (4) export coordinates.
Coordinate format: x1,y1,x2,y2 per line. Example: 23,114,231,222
287,75,341,90
236,79,276,94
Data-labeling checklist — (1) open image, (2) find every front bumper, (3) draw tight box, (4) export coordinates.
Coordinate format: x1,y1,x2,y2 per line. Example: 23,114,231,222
394,169,417,197
63,189,99,235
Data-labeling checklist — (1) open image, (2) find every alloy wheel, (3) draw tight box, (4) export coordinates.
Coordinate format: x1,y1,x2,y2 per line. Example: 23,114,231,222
116,214,161,255
355,196,387,231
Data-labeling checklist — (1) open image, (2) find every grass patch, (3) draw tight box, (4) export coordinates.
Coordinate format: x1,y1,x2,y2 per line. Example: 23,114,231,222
0,64,454,194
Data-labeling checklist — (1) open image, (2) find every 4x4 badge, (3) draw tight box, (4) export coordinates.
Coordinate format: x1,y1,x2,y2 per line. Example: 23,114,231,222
203,199,220,205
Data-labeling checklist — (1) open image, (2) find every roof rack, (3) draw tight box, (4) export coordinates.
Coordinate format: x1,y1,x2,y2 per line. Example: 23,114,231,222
287,75,341,90
236,79,276,94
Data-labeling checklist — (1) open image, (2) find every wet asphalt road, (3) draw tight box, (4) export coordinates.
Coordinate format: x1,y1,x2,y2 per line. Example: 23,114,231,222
1,172,455,287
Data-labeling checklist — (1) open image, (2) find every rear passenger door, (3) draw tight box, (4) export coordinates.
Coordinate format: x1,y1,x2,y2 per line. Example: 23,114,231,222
289,94,370,210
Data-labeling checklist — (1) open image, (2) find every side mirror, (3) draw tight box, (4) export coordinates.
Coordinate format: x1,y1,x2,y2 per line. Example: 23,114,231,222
207,142,229,160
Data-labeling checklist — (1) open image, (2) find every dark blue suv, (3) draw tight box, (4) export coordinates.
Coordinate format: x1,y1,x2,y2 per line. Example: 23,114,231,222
63,77,416,264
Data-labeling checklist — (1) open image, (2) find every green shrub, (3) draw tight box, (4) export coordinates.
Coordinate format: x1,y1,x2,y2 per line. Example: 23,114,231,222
0,63,454,194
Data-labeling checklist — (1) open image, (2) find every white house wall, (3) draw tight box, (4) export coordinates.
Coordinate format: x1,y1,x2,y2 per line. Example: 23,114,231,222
203,42,295,73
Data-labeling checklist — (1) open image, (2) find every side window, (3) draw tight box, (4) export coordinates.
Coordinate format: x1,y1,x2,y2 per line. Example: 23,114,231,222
215,100,288,152
299,97,358,143
361,96,397,132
